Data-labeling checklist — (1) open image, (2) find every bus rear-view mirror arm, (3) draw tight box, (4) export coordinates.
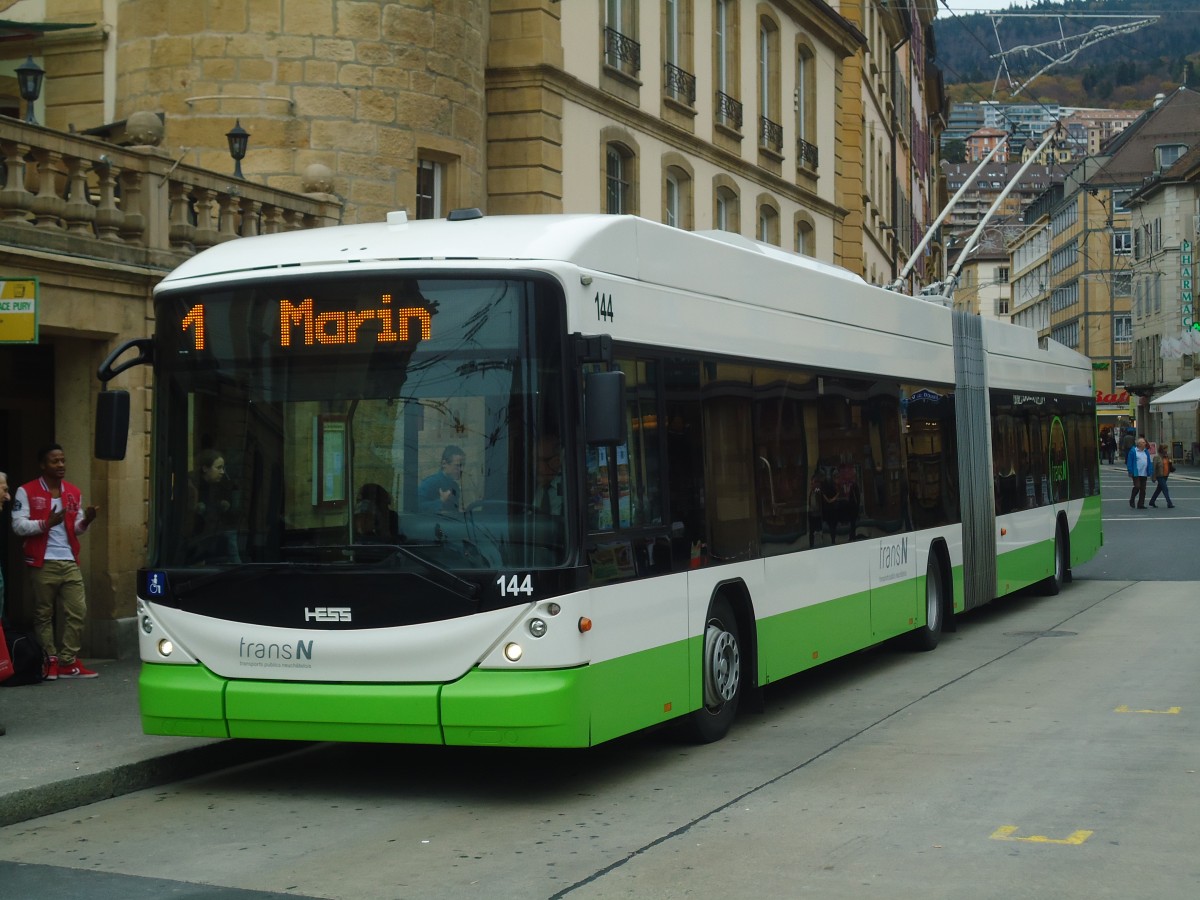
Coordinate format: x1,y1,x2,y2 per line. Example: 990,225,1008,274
95,337,153,461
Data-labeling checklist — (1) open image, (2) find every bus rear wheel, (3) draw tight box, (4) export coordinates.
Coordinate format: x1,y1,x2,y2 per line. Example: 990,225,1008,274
685,597,742,743
1038,523,1067,596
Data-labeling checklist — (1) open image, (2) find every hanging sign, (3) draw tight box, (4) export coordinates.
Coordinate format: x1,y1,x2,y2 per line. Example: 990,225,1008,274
0,278,39,344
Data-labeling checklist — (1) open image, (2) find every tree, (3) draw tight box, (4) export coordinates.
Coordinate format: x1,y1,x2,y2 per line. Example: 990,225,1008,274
943,139,967,163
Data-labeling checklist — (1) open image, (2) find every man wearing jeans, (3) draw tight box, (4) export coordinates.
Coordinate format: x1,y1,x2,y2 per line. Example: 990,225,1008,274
1125,436,1153,510
11,443,101,679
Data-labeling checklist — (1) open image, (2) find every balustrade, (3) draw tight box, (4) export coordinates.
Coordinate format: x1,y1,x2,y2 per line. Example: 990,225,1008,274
0,120,340,264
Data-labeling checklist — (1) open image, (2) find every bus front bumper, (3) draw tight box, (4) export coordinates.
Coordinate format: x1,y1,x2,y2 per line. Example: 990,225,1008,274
139,662,592,748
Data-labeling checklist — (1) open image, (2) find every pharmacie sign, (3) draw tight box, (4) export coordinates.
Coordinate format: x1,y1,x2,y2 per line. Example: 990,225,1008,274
1184,240,1196,331
0,278,38,343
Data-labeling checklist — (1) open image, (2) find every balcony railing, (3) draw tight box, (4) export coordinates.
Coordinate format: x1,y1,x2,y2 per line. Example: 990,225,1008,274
759,115,783,155
715,92,743,130
796,137,819,171
663,62,696,106
604,27,641,75
0,120,340,268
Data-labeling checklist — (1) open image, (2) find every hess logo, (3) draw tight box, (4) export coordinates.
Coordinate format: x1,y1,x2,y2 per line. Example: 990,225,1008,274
304,607,352,622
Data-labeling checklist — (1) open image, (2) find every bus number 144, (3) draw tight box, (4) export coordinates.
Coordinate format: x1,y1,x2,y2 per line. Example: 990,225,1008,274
496,574,534,597
594,292,614,322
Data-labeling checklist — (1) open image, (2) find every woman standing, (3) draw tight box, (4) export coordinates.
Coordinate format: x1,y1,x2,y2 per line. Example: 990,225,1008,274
1148,444,1176,508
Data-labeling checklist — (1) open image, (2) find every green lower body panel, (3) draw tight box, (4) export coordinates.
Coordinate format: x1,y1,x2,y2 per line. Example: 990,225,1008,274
1071,495,1104,565
140,662,230,738
140,662,443,744
440,667,592,748
140,653,690,749
757,590,872,684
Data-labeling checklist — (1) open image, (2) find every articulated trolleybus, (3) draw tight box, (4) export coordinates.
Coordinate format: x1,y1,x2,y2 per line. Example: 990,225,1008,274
97,212,1101,748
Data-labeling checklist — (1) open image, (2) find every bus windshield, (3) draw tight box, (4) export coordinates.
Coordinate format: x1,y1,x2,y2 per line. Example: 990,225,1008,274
152,272,568,572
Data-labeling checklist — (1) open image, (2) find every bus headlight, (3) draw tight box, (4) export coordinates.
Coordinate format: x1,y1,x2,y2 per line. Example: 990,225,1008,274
157,639,174,658
528,618,547,638
141,615,154,635
503,642,523,662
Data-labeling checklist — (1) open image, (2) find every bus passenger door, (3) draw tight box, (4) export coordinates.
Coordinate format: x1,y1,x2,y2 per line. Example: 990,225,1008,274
583,356,690,744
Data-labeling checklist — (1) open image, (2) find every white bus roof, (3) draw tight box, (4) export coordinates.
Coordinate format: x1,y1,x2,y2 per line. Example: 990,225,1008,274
159,213,867,293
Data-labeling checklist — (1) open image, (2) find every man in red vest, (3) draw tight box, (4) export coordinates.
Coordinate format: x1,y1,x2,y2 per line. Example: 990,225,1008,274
11,443,101,680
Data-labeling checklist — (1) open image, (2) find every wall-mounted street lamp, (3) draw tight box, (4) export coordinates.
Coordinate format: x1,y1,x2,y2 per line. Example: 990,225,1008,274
226,119,250,178
16,55,45,125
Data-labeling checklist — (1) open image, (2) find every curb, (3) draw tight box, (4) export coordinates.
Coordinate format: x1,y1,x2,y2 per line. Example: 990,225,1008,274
0,739,305,828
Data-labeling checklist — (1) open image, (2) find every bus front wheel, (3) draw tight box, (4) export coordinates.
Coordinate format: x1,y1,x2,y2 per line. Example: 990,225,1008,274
685,597,742,743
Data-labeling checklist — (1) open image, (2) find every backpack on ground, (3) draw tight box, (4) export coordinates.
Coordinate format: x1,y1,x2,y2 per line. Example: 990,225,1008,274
1,624,48,686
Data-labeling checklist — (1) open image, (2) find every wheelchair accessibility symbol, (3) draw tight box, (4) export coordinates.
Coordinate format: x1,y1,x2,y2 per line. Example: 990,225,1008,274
147,572,165,595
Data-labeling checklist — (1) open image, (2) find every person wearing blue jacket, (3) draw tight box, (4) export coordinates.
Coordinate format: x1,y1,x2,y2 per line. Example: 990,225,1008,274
1126,436,1153,509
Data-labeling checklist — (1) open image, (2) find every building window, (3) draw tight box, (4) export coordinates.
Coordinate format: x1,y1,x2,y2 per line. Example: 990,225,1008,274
757,201,779,246
714,182,739,233
604,0,640,75
714,0,741,124
795,42,817,171
757,15,782,154
1112,230,1132,255
994,266,1010,284
416,158,443,219
662,162,693,229
1156,143,1186,171
606,143,635,214
795,217,814,256
1114,314,1132,344
662,0,695,105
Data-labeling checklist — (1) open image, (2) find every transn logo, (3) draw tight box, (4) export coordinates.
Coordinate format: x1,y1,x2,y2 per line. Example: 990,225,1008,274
305,607,352,622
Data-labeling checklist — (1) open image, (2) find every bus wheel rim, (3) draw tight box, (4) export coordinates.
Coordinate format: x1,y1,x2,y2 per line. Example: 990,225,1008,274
703,623,740,708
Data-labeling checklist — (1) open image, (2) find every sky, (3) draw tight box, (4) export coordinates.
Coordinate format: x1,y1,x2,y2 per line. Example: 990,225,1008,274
937,0,1039,15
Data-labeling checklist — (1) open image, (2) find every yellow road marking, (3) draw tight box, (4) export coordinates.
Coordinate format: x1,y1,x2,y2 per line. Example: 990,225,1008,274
1114,705,1181,714
991,826,1093,845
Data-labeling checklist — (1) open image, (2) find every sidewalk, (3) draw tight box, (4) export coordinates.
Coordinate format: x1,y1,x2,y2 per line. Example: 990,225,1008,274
0,655,292,827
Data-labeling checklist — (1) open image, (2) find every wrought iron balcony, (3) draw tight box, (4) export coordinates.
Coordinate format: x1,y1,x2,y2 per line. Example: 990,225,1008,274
715,91,742,130
604,27,641,75
796,137,819,171
664,62,696,106
759,116,783,155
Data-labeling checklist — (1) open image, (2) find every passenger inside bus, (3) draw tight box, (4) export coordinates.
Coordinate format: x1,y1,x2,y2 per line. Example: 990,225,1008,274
186,449,241,564
354,482,400,543
417,445,466,515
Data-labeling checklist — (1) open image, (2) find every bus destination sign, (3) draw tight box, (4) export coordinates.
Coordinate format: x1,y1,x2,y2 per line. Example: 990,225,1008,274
179,296,433,351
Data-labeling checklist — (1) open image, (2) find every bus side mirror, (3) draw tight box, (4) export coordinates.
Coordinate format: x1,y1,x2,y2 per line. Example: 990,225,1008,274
585,370,626,446
95,390,130,461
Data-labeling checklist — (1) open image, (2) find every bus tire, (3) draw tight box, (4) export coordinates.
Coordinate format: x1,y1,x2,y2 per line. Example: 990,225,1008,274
685,596,743,743
911,553,945,651
1038,523,1067,596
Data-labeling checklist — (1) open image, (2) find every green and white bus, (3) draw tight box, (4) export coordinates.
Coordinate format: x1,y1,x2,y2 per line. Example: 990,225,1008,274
97,213,1102,747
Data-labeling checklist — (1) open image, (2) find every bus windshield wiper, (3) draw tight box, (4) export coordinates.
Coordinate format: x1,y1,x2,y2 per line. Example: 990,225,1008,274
351,543,480,601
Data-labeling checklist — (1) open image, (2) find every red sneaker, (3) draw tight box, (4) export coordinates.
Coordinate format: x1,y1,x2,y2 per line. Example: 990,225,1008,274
57,659,98,679
45,656,59,681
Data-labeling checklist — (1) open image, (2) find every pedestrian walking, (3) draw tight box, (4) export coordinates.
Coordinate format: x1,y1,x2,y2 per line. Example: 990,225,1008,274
1126,436,1153,509
1148,443,1176,508
10,444,101,680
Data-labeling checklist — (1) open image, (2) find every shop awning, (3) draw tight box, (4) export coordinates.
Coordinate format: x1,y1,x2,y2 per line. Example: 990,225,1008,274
1149,379,1200,412
0,19,94,42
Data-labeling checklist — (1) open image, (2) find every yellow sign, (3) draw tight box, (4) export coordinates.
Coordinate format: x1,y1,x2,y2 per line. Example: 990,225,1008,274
0,278,39,343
